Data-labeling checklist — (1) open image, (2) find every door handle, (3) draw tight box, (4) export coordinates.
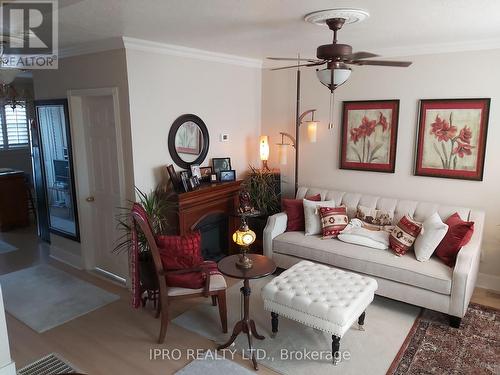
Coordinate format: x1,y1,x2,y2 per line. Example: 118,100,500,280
86,196,95,202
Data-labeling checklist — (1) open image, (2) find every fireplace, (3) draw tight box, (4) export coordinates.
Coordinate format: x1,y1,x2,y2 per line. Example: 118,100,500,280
168,180,242,258
194,213,228,261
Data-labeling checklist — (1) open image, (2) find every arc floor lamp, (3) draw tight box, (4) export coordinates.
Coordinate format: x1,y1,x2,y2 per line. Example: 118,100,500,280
277,60,334,193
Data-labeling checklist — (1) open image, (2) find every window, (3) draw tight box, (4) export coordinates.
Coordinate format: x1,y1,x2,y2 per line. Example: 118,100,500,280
0,103,29,149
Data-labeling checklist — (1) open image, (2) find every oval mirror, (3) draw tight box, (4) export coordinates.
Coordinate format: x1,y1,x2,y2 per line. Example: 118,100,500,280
168,114,210,169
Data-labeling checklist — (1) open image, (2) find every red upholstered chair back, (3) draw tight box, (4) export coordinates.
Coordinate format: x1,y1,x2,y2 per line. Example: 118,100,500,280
130,203,167,294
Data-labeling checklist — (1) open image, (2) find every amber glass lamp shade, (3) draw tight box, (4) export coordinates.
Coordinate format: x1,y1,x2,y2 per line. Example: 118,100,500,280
232,227,256,247
233,222,256,269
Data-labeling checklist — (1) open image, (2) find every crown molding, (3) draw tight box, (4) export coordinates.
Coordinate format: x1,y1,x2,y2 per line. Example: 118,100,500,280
372,38,500,58
122,36,263,68
59,36,500,65
59,38,125,59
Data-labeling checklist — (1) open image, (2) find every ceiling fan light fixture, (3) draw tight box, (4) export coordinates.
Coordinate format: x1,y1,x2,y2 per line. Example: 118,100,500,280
316,63,351,91
0,68,21,86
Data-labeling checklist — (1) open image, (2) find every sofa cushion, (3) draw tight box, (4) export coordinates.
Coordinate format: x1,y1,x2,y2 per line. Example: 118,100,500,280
389,215,423,256
319,206,348,239
435,213,475,267
414,212,448,262
273,231,452,295
282,194,321,232
304,199,337,235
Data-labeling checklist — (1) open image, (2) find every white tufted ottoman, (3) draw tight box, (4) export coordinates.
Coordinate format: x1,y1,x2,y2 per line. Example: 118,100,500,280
261,260,378,364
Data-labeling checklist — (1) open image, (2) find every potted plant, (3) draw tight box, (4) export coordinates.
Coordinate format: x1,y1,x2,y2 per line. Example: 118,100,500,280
241,166,281,250
242,165,281,216
114,187,174,291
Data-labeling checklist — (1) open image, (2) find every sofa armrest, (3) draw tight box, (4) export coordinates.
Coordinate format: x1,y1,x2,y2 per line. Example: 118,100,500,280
263,212,288,258
449,210,485,318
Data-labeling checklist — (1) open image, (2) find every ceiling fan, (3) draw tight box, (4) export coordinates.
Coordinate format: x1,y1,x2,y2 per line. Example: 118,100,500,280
268,16,412,92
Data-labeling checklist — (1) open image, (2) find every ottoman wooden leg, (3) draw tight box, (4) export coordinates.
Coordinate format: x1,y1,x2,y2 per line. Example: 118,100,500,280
271,312,279,338
358,311,366,331
332,335,341,365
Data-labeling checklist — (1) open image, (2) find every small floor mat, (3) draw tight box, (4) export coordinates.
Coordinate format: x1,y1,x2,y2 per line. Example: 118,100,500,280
0,240,17,254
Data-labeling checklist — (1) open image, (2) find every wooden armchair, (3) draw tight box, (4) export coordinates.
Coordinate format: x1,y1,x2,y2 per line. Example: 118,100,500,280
131,208,228,344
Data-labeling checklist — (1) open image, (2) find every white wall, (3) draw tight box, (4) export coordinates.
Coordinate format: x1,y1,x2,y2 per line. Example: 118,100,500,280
262,49,500,282
125,48,262,192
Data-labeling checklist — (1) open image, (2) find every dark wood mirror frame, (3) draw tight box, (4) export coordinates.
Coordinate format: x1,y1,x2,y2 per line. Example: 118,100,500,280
34,98,80,242
168,114,210,169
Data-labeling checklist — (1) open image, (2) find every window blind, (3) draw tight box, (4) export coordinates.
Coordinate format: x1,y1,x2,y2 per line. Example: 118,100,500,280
4,104,29,146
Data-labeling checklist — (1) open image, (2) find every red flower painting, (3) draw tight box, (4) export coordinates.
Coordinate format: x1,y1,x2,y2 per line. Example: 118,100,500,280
428,113,475,169
341,100,400,173
415,98,490,181
349,113,390,163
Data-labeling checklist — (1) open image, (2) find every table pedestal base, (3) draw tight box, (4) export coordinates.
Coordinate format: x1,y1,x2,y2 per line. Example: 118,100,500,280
217,280,264,370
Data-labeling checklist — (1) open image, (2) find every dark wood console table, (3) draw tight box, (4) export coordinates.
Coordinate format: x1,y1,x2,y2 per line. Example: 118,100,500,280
0,169,29,231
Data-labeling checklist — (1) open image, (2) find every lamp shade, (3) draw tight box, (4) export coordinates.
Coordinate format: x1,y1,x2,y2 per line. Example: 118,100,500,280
0,68,21,86
306,121,318,143
232,227,256,246
278,144,287,165
259,135,269,161
316,63,351,91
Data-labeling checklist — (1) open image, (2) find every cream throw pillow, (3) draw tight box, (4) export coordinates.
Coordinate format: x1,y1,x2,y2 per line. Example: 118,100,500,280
414,212,449,262
303,199,336,235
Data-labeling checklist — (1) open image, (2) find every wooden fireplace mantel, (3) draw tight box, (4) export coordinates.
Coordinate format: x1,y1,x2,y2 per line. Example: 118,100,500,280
169,180,242,253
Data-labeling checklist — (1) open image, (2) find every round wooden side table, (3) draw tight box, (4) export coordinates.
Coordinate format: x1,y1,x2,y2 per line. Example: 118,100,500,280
216,254,276,370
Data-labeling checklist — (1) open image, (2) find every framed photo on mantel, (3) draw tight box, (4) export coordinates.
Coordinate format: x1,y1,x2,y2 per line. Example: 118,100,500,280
340,100,400,173
415,98,490,181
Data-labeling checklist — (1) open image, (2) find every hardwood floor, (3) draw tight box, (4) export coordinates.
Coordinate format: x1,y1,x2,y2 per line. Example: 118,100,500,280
1,225,498,375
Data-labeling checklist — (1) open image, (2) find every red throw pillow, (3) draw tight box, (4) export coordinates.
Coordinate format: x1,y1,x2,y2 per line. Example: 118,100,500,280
156,231,205,288
319,206,348,239
389,215,423,256
435,213,474,267
282,194,321,232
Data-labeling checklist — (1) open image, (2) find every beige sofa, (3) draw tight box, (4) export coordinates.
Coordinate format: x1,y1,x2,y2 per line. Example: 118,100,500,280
263,186,485,327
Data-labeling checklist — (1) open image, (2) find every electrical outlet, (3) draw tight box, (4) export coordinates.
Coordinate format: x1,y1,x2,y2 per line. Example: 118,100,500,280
220,133,229,142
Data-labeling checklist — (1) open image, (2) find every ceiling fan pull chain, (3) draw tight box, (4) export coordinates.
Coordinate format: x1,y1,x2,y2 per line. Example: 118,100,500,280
328,90,335,129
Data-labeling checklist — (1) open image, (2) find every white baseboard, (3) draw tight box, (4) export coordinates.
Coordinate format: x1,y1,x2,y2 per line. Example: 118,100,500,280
49,246,83,270
0,362,16,375
476,273,500,292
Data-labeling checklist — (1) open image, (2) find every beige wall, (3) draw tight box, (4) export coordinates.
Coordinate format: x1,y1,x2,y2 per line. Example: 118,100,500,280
32,49,134,258
125,48,262,192
262,49,500,282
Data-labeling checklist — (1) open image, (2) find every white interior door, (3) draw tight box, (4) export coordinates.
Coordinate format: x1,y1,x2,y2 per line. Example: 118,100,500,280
70,89,128,281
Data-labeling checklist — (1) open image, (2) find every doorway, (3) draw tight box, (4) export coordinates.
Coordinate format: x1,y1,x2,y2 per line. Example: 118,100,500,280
68,88,127,282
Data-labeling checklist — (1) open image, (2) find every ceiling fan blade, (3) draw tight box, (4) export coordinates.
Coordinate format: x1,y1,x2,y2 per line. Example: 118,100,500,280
267,57,323,63
270,61,326,71
349,60,412,67
343,51,379,60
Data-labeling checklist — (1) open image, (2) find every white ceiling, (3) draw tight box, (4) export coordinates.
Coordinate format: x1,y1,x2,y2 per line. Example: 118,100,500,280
55,0,500,59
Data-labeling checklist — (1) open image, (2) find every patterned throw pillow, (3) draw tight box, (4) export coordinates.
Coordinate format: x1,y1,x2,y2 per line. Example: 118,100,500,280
319,206,348,239
389,215,423,256
356,205,394,229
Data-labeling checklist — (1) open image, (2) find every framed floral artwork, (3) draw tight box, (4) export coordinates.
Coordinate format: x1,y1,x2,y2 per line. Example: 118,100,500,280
415,98,490,181
340,100,399,173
